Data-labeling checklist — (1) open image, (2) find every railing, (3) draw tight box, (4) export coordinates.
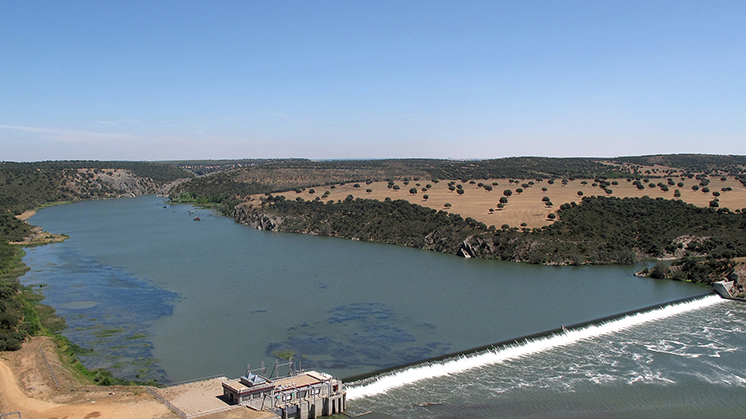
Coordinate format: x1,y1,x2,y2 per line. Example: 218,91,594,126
147,388,188,419
166,374,227,387
38,347,60,390
147,387,243,419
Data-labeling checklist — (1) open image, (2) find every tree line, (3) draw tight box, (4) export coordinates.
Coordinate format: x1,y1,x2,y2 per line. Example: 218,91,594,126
238,195,746,277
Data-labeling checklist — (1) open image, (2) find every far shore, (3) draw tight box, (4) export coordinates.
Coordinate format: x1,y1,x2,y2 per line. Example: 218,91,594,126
256,176,746,229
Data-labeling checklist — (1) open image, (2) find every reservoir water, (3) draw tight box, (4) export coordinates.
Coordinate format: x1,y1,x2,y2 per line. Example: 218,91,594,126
20,196,745,416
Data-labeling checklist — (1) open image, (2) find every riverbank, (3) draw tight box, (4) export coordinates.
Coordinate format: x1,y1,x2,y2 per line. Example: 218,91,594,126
8,226,68,246
0,336,171,418
234,194,746,268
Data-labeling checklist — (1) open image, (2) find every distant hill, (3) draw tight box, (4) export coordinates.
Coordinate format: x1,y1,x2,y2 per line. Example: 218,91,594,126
0,161,193,242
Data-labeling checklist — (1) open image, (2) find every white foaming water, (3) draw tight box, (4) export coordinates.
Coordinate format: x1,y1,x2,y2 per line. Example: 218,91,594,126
347,294,724,400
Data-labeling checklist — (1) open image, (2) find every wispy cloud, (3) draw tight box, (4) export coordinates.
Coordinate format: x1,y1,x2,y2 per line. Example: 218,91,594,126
0,124,138,144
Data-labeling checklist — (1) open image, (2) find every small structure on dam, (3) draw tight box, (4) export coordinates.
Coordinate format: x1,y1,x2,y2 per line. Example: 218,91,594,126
222,360,346,419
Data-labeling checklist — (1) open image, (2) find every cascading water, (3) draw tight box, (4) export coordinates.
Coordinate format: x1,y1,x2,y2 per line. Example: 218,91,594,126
347,294,724,400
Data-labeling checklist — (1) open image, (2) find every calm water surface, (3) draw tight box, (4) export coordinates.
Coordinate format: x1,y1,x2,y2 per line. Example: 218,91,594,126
22,196,716,388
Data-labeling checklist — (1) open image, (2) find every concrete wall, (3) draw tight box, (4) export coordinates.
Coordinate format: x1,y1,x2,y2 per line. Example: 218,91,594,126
714,281,734,298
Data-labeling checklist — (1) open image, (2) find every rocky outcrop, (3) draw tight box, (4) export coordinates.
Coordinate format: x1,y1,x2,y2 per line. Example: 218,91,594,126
157,177,191,195
233,203,285,231
59,168,166,199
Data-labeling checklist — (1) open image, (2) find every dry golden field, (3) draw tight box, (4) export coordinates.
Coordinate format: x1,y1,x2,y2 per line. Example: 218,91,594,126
262,176,746,230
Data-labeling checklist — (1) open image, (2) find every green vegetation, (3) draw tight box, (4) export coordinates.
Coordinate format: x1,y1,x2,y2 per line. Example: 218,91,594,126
1,247,66,350
168,191,242,215
1,160,193,242
241,195,480,250
2,160,193,182
53,334,160,386
240,195,746,276
615,154,746,175
547,197,746,259
270,348,297,360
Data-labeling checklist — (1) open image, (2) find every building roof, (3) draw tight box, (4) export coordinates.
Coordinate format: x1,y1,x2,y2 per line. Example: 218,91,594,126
273,371,330,389
223,371,334,394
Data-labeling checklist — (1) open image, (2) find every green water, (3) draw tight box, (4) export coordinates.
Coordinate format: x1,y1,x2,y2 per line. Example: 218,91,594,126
22,195,709,384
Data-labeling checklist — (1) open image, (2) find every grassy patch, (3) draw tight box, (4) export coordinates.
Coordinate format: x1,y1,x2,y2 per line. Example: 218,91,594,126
125,334,146,340
94,328,124,338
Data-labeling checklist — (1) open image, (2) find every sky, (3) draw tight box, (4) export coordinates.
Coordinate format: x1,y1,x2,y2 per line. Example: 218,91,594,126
1,1,744,162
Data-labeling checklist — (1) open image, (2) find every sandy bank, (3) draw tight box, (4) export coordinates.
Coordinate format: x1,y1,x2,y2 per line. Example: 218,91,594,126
0,337,171,419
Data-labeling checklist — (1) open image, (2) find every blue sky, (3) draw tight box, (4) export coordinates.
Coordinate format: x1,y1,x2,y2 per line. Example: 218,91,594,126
1,1,744,161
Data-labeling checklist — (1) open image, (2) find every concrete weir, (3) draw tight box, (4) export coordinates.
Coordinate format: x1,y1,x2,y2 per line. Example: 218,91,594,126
344,291,718,384
346,292,725,400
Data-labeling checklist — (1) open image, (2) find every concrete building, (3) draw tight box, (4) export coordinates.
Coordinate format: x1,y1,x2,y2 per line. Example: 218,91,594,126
222,368,345,419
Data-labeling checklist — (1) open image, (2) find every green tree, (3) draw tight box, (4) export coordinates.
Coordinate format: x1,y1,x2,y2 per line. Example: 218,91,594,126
503,189,512,197
409,187,417,195
650,262,669,279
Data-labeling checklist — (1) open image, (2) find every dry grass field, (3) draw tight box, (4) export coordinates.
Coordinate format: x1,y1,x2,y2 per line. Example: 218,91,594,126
262,176,746,230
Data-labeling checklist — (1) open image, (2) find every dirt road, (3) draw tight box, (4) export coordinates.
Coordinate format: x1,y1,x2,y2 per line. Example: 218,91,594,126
0,337,173,419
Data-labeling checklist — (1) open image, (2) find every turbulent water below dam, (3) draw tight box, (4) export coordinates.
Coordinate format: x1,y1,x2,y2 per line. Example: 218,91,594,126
19,196,745,416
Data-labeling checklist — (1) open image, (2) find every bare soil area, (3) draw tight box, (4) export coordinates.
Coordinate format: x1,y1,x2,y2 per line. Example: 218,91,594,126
263,177,746,229
0,337,173,419
0,337,276,419
154,378,274,419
